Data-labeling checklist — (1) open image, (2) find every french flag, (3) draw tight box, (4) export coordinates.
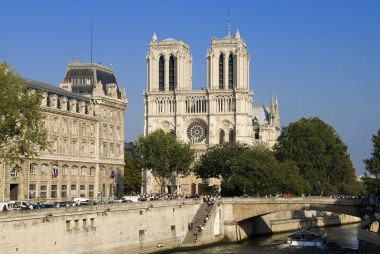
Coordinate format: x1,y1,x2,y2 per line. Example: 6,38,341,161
52,166,58,178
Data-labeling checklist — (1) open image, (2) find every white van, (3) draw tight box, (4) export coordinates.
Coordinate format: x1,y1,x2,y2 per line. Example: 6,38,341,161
122,196,140,202
73,198,91,206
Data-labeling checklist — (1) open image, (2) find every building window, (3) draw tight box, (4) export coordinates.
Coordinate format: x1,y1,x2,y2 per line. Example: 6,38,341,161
71,184,77,197
116,127,120,141
110,126,113,139
51,185,57,198
63,141,68,154
72,121,77,134
103,110,107,120
103,143,107,157
52,140,58,153
30,164,36,174
61,185,67,198
110,111,113,121
40,185,47,199
219,54,224,89
169,56,175,91
228,54,233,89
90,143,94,156
41,164,47,174
29,184,36,199
229,130,235,143
72,166,77,175
80,167,86,176
89,167,94,176
80,185,86,197
90,124,94,136
255,129,260,140
63,119,68,133
219,130,225,145
159,56,165,91
81,124,86,136
62,165,68,175
116,145,120,157
89,185,94,198
116,113,120,123
110,144,114,158
103,125,107,138
71,141,77,155
81,142,86,156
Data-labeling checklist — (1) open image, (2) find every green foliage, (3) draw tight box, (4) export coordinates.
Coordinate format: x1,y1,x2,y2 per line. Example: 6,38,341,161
124,152,142,194
363,130,380,195
136,129,195,192
274,117,357,195
0,62,48,164
195,142,306,197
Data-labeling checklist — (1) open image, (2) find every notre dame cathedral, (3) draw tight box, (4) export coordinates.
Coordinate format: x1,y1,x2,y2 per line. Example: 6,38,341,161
143,29,280,195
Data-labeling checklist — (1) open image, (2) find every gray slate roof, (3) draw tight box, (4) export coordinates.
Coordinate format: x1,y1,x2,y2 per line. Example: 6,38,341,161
252,105,270,125
24,79,90,102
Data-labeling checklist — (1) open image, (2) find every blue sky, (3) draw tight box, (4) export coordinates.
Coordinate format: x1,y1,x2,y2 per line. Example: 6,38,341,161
1,0,379,175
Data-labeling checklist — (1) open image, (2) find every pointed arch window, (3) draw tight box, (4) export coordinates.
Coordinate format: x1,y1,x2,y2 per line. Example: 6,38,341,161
229,130,235,143
228,54,234,89
169,56,175,91
219,130,225,145
219,54,224,89
159,56,165,91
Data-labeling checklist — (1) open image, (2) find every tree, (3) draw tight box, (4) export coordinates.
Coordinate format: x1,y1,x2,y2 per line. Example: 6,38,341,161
0,62,48,165
194,142,250,180
124,152,142,194
136,129,194,193
195,142,306,197
274,117,357,195
363,130,380,196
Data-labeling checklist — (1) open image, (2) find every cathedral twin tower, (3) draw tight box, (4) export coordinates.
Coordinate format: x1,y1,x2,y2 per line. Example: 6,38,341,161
143,29,280,193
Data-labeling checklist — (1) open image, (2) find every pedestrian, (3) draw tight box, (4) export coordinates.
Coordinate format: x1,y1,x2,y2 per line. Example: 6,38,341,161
2,205,8,211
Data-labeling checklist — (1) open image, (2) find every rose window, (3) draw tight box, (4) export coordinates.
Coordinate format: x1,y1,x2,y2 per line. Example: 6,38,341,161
187,121,207,143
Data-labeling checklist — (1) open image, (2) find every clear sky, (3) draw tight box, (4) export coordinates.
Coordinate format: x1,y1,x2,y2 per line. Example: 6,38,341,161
1,0,379,175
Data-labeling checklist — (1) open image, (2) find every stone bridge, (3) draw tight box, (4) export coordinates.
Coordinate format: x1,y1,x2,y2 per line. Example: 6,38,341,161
217,197,362,242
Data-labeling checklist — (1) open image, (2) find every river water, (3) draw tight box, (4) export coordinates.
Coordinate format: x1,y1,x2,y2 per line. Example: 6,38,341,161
171,224,359,254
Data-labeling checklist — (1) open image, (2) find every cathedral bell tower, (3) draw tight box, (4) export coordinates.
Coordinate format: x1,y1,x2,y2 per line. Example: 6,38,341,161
206,30,250,91
146,33,192,92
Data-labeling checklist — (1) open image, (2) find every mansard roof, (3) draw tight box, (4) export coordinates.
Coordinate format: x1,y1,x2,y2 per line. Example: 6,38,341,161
252,105,270,125
25,78,90,102
63,60,121,99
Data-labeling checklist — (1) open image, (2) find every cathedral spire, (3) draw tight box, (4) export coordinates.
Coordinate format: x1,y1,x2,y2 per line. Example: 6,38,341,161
235,29,240,39
152,32,157,42
227,10,231,37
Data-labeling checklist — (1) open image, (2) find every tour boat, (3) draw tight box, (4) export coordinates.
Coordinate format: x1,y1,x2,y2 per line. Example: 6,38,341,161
286,229,328,247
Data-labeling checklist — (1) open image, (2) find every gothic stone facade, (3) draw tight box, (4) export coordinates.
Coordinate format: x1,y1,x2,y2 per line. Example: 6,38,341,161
143,31,280,195
0,61,127,202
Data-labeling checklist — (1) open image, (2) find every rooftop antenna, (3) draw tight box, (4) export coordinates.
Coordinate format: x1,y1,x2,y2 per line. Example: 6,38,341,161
227,9,231,37
90,20,93,63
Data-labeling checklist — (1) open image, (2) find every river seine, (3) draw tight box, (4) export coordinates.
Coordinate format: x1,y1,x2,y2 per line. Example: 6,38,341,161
171,224,359,254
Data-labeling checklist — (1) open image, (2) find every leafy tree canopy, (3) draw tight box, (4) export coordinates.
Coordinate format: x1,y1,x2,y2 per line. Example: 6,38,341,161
274,117,357,195
124,152,142,194
195,142,306,197
363,129,380,196
136,129,194,192
0,62,48,165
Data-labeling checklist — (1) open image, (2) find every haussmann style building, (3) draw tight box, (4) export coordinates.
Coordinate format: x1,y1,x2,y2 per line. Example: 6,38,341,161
0,61,128,203
143,29,280,195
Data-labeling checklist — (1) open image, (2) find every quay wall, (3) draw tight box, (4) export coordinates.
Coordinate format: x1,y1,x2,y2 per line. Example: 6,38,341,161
0,200,201,254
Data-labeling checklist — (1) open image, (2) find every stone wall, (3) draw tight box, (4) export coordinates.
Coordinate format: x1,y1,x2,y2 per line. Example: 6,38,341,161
0,200,200,254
